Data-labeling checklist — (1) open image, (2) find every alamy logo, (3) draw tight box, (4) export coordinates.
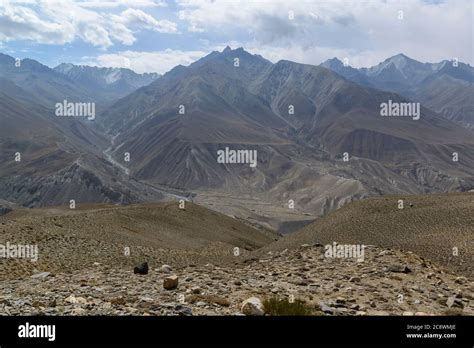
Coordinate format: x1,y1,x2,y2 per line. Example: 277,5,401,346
55,99,95,120
0,242,38,262
380,100,420,120
217,147,257,168
18,322,55,341
324,242,365,261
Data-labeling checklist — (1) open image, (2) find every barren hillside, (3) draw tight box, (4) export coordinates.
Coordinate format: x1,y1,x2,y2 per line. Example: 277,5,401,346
0,202,278,281
264,192,474,277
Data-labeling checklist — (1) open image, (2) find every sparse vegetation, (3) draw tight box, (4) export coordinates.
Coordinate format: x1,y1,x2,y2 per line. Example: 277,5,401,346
263,297,314,316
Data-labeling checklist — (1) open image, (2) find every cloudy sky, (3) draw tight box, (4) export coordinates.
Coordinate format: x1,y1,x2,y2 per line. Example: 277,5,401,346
0,0,472,73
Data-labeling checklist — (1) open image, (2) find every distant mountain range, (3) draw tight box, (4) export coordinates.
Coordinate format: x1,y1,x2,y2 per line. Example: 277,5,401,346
1,48,473,231
0,53,168,211
0,53,159,109
54,63,160,102
321,54,474,129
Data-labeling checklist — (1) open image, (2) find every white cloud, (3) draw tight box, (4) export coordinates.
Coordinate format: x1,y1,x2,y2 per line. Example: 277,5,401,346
0,0,177,48
77,0,167,9
177,0,473,66
113,8,177,34
0,1,75,44
82,49,207,73
1,0,472,69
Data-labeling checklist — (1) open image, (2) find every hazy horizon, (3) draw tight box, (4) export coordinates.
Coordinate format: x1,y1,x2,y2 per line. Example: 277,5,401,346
3,47,473,76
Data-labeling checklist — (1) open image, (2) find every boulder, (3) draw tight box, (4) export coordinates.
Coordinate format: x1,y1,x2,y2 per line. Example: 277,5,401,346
241,297,264,316
163,275,179,290
134,262,149,275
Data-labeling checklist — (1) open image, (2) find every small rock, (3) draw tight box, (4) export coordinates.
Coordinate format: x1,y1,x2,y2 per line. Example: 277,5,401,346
175,304,192,316
319,302,334,314
455,276,467,285
241,297,264,316
138,296,154,303
32,300,45,308
446,296,463,309
70,307,86,315
403,311,414,316
30,272,51,279
134,262,149,275
159,265,172,274
65,295,87,305
388,264,412,273
163,275,179,290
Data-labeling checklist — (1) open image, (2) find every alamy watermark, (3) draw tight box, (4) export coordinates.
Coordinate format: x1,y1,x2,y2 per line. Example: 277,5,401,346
0,242,38,262
18,322,55,341
217,147,257,167
55,99,95,120
380,100,420,120
324,242,365,262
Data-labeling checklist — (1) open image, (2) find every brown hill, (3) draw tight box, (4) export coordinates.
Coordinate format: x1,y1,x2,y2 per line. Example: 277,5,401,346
0,202,278,281
265,192,474,277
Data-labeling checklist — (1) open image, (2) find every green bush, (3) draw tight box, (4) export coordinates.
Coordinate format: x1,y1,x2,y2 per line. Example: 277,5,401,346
263,297,313,316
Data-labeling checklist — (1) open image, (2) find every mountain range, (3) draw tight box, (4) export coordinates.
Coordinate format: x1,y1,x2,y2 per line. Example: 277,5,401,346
54,63,159,103
321,54,474,129
1,48,473,232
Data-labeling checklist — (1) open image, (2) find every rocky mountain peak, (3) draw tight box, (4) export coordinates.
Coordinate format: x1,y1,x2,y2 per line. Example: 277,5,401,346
321,57,345,69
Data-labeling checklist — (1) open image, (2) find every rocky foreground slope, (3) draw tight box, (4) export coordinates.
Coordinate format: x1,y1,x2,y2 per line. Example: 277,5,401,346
0,244,472,316
0,197,472,316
